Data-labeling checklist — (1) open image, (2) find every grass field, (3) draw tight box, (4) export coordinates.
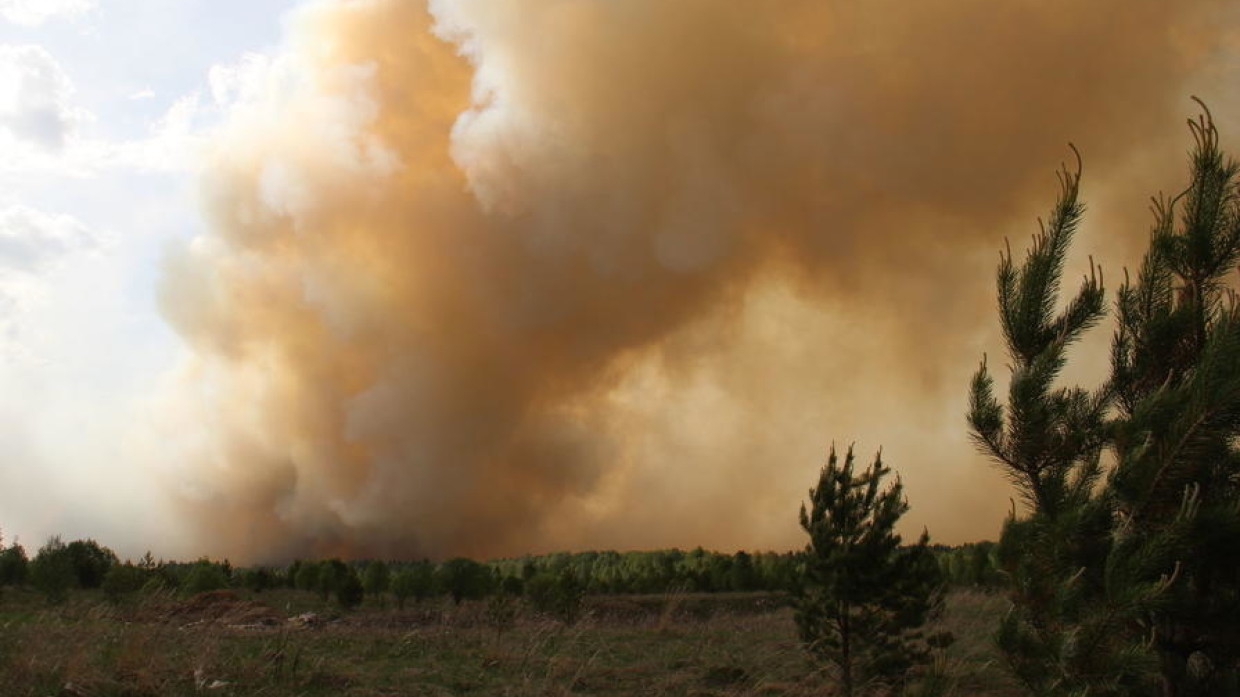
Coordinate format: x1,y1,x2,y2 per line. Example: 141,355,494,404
0,588,1020,696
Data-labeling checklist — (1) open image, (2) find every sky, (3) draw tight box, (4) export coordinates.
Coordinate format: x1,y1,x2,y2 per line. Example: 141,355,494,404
0,0,1238,564
0,0,302,554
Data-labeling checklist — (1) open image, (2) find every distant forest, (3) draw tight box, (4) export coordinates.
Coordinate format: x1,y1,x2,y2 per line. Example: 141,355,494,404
0,534,998,606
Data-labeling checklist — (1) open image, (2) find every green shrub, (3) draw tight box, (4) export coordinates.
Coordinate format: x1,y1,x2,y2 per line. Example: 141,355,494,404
101,563,148,603
336,569,364,610
29,537,75,604
362,561,390,601
0,542,28,586
526,570,584,625
182,562,229,596
64,539,117,589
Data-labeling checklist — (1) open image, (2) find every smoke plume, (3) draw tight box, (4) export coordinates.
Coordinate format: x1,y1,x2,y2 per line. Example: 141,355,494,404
158,0,1240,561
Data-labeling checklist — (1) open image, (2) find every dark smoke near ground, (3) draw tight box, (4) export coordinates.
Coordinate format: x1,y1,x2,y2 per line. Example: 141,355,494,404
156,0,1240,562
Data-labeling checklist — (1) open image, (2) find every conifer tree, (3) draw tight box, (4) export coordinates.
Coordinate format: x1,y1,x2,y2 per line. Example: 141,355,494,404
796,445,947,697
1107,104,1240,696
970,103,1240,696
967,149,1154,695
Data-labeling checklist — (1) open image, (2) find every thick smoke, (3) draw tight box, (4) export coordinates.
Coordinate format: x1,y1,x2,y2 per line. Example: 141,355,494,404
158,0,1240,561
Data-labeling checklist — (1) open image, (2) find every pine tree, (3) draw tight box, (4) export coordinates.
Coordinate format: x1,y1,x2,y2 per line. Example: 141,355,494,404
970,102,1240,696
795,445,947,697
1107,104,1240,696
967,148,1156,696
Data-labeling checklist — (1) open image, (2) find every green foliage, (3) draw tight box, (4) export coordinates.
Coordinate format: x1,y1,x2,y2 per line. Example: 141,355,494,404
969,144,1162,696
286,557,364,608
285,559,303,589
182,561,230,596
29,536,76,604
237,567,277,593
101,562,148,603
729,550,759,592
795,446,948,697
935,542,1001,589
436,558,493,605
63,539,118,589
490,548,801,594
498,573,523,596
314,559,351,601
967,151,1108,521
1105,107,1240,697
391,562,434,609
362,561,390,601
390,569,416,609
971,105,1240,696
525,569,585,625
294,560,320,593
0,541,28,586
335,567,364,610
25,536,119,600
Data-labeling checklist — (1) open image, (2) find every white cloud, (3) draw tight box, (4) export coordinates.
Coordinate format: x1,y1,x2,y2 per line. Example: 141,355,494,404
0,76,206,177
0,203,95,272
0,45,304,180
103,92,206,172
0,44,90,152
208,52,276,108
0,204,98,360
0,0,96,27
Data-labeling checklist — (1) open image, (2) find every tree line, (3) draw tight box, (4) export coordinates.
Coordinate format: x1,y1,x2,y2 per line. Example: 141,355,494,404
0,530,999,610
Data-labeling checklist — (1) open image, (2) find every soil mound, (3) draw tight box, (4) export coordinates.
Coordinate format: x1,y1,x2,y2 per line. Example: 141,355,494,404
160,590,284,628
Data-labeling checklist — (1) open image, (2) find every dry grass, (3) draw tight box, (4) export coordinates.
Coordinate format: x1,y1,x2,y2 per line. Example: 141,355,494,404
0,588,1020,697
930,590,1023,697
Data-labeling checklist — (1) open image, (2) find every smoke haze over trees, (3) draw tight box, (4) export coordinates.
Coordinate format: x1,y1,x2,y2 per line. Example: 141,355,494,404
143,0,1240,562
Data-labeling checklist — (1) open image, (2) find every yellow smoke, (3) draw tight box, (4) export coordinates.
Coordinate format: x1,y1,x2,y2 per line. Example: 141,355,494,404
158,0,1240,561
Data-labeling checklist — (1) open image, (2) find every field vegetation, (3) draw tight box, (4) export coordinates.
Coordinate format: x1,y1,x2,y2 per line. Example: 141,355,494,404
0,581,1014,697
